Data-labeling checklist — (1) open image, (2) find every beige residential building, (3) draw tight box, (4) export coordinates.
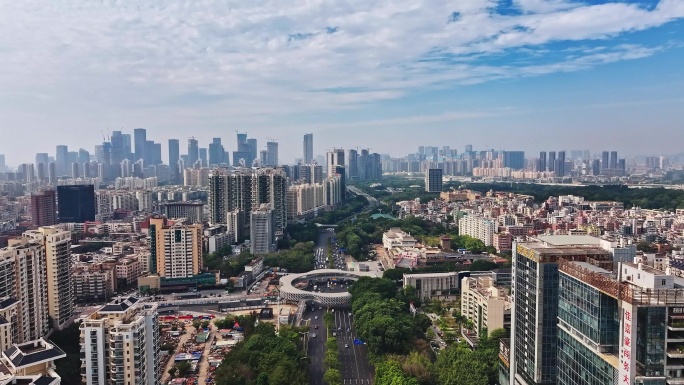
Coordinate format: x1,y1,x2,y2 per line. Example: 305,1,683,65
73,264,116,304
80,296,160,385
149,217,202,279
115,256,144,286
460,275,511,339
0,298,19,352
0,237,50,343
23,227,73,330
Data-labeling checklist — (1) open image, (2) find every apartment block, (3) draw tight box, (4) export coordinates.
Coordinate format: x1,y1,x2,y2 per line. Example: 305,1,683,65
250,205,274,254
149,217,202,279
23,227,73,330
459,215,497,246
80,296,160,385
73,264,116,304
0,338,66,384
461,275,511,343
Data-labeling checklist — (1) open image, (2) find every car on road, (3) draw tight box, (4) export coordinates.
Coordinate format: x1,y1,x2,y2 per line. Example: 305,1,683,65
314,325,319,329
315,316,318,320
344,344,349,348
312,333,317,338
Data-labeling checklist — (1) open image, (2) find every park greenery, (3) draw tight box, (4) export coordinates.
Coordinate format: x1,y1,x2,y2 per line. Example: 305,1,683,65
215,322,308,385
349,276,508,385
359,176,684,212
203,242,316,278
335,214,495,259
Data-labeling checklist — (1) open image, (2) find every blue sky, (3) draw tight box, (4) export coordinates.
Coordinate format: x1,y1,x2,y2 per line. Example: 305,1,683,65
0,0,683,166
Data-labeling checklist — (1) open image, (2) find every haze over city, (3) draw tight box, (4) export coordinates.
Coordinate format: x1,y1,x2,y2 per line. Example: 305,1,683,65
1,0,684,164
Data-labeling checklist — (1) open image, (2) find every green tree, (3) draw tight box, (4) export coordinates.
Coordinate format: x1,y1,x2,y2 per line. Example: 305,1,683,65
401,351,435,385
375,360,419,385
176,361,192,377
323,368,342,385
469,259,498,272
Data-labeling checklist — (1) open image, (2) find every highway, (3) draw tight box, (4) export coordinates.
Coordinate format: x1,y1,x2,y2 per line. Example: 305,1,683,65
334,308,374,385
347,186,381,207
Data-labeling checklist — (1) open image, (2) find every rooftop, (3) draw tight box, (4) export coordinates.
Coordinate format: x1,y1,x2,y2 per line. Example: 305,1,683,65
2,339,66,369
99,296,140,313
536,234,601,246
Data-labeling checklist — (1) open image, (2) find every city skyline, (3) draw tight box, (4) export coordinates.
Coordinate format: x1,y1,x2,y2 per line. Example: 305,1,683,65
1,1,684,164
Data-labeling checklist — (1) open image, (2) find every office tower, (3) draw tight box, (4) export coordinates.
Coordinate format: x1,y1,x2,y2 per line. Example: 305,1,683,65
610,151,618,170
247,138,257,166
36,162,45,181
348,149,359,180
539,151,547,172
148,217,202,278
35,153,49,166
591,159,600,176
24,227,73,330
0,235,51,343
81,297,161,385
547,151,556,172
55,145,68,176
153,142,162,165
425,168,443,192
188,137,199,166
57,185,96,222
48,162,57,184
326,148,345,177
334,165,346,200
30,189,57,227
0,154,5,171
78,148,90,164
259,150,268,166
133,128,147,162
168,139,180,167
25,163,35,183
250,204,274,254
303,133,314,164
371,153,382,181
199,147,208,167
122,132,132,158
209,138,225,166
509,237,612,385
503,151,525,170
237,132,247,148
556,150,566,177
465,144,473,154
71,162,80,179
601,151,610,171
266,141,278,166
618,158,626,172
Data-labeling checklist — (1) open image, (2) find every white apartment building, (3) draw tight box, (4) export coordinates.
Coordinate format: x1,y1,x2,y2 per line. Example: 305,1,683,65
383,228,418,250
458,215,497,246
250,205,274,254
461,275,511,338
80,296,160,385
403,271,462,301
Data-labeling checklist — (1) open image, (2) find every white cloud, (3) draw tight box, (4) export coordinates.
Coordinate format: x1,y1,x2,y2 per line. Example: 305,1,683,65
0,0,681,117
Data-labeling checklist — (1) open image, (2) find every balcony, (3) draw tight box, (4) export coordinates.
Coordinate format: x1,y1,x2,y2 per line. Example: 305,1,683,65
668,347,684,359
671,318,684,331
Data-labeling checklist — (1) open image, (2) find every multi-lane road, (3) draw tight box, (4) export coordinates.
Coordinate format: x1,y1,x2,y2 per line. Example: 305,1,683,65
333,308,374,385
305,305,374,385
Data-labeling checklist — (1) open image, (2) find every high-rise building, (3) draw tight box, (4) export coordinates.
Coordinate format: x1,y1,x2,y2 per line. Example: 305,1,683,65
247,138,258,166
159,201,204,224
424,168,443,193
207,168,287,234
199,147,208,167
55,145,68,176
539,151,547,172
0,154,5,171
208,138,225,166
31,189,57,227
548,151,556,172
188,137,199,167
610,150,618,170
303,133,314,164
148,217,202,279
0,235,51,343
348,149,358,181
168,139,180,168
57,184,96,223
78,148,90,164
35,152,49,166
509,236,611,385
602,151,610,171
134,128,147,162
503,151,525,170
326,149,345,177
80,296,161,385
265,141,278,166
25,227,73,330
556,150,566,177
48,162,57,184
458,215,496,246
250,204,274,254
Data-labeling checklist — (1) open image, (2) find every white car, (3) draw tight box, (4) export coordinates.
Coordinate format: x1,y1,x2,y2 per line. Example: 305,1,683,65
344,344,349,348
315,316,318,320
